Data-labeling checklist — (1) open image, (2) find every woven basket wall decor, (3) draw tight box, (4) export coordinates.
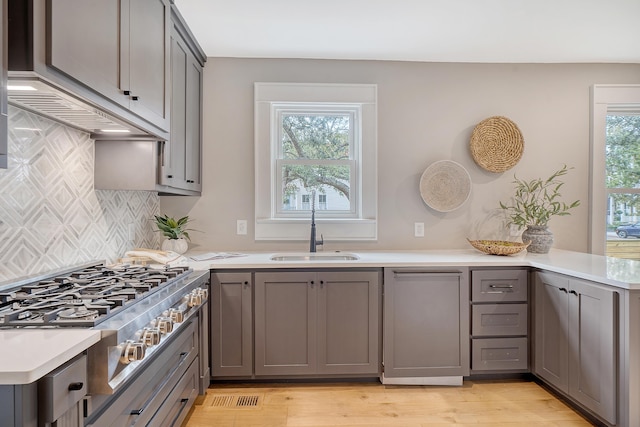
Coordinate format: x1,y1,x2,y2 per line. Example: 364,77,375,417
470,116,524,173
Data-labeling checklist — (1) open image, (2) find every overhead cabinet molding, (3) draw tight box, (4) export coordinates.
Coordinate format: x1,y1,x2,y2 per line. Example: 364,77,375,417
7,0,171,139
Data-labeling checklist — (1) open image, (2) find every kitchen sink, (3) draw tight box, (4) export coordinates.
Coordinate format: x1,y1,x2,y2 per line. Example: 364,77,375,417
270,252,360,261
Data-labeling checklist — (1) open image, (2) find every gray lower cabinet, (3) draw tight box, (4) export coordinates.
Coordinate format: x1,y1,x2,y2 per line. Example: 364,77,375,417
383,268,470,379
534,270,617,424
211,272,253,377
470,268,529,373
254,270,381,377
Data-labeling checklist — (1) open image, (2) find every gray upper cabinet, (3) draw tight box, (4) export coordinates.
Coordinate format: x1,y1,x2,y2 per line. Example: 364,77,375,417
0,0,6,169
534,270,617,424
48,0,170,132
254,270,381,377
383,268,470,380
163,9,204,192
211,272,252,378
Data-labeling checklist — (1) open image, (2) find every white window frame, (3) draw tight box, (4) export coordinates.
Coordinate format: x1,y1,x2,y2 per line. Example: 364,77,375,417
255,83,378,241
589,84,640,255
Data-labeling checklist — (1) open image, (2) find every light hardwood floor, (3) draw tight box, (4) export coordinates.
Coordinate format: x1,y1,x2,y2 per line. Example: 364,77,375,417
184,380,594,426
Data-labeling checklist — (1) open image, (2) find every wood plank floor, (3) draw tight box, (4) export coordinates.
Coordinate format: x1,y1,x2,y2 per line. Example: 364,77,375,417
184,380,594,426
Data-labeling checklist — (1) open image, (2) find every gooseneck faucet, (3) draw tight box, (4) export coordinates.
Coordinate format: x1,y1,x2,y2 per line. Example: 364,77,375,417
309,196,324,252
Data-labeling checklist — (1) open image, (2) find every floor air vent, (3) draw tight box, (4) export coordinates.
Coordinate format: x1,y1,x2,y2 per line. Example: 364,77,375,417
210,395,261,408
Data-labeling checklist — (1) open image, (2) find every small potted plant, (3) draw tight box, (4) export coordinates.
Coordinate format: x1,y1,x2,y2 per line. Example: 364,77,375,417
154,214,195,254
499,165,580,253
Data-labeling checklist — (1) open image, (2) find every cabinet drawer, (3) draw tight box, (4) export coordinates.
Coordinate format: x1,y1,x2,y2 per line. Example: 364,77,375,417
472,304,528,336
38,355,87,423
472,337,528,371
472,269,528,302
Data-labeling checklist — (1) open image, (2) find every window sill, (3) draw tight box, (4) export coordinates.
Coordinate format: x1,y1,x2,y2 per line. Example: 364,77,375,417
255,218,377,241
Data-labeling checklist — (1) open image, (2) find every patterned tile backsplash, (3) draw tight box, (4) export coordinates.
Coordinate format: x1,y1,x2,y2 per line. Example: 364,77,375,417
0,107,160,282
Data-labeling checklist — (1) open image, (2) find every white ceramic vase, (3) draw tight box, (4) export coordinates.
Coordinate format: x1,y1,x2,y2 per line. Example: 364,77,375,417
161,238,189,254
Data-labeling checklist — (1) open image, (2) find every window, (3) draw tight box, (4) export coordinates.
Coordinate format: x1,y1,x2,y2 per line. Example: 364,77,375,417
276,106,356,217
255,83,377,241
589,85,640,256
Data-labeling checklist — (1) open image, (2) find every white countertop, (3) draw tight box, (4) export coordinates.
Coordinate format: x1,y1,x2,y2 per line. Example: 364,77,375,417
190,248,640,290
0,329,101,385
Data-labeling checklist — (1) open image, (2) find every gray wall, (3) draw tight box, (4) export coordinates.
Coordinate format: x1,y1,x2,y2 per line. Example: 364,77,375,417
161,59,640,253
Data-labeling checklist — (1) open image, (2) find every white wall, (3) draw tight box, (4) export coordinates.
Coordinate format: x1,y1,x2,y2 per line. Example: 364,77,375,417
161,59,640,253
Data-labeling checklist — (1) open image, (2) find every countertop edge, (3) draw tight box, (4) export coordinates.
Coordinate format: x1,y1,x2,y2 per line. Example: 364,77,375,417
189,248,640,290
0,330,101,385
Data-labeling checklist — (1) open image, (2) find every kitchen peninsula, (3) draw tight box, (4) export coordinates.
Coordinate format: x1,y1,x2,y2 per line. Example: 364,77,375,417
196,248,640,427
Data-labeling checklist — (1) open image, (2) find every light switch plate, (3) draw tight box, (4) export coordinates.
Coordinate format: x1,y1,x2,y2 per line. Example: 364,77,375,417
237,220,247,235
414,222,425,237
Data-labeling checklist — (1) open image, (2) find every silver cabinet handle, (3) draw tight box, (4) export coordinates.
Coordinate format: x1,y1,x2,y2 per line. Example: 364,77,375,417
488,284,514,289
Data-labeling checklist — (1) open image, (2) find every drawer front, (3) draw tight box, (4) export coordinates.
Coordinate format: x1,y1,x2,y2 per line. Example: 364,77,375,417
472,337,528,371
472,304,528,336
472,269,528,302
39,354,87,423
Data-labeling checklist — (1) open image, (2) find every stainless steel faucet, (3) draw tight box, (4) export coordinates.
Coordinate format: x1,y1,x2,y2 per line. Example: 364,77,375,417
309,194,323,252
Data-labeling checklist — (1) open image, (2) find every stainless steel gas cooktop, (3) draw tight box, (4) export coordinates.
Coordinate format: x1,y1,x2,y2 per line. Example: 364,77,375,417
0,264,191,327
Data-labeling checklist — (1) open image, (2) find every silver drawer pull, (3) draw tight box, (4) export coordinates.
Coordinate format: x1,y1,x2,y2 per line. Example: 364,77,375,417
489,284,514,289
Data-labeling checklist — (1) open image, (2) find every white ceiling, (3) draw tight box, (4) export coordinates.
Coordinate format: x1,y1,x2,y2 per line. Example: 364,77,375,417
174,0,640,63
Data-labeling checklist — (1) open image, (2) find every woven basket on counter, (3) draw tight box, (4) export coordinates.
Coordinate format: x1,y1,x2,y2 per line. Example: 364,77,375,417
470,116,524,173
467,239,530,256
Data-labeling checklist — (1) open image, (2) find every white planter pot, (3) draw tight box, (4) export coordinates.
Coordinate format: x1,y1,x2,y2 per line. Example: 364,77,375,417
161,238,189,254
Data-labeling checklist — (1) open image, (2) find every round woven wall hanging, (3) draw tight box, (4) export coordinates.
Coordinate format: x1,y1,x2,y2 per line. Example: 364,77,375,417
419,160,471,212
470,116,524,173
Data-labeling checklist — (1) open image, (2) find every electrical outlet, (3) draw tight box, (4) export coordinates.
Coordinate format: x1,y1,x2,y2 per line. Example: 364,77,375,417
414,222,425,237
237,220,247,235
128,223,135,241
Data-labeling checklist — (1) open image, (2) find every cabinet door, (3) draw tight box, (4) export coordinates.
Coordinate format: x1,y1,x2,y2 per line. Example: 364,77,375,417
383,268,470,378
48,0,124,105
166,29,202,192
255,272,317,376
211,272,252,377
165,32,187,188
534,271,570,392
317,271,380,375
128,0,170,131
568,279,616,424
184,52,202,190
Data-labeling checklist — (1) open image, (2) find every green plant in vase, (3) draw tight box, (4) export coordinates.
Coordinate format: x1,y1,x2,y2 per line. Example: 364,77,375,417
499,165,580,253
154,214,195,254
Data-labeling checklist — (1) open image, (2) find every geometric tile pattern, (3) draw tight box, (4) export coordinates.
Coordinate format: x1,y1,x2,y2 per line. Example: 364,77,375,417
0,107,160,283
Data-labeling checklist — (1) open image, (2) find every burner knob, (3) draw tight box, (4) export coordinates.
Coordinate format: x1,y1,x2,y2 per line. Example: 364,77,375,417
195,287,209,300
140,328,161,346
168,308,184,323
188,291,202,307
156,317,174,334
120,341,146,364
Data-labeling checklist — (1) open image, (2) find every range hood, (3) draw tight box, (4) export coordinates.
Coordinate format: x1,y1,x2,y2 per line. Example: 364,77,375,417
7,77,150,137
